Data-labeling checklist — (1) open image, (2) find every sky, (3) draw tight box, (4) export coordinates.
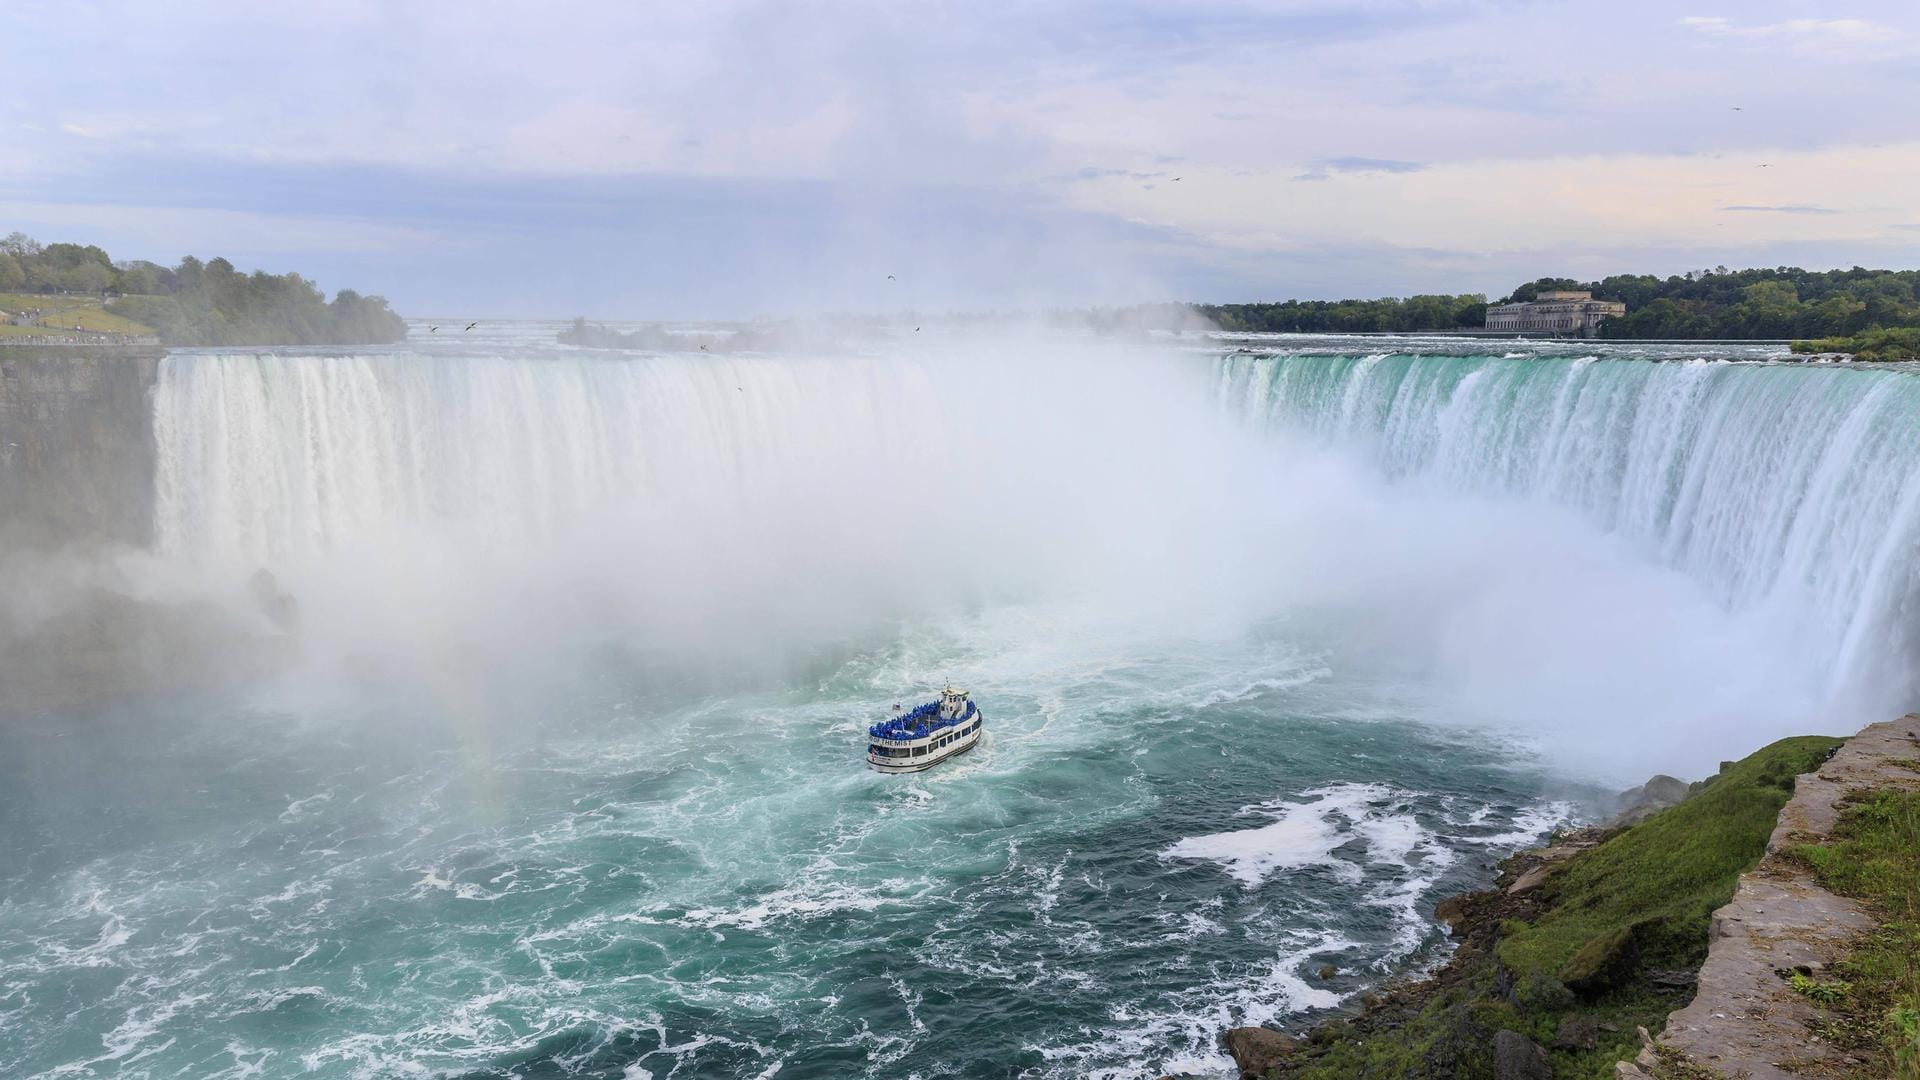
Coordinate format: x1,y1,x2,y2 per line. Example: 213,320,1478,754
3,0,1919,318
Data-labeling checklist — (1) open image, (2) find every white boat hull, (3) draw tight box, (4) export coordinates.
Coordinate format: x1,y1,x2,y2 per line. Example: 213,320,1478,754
867,715,983,773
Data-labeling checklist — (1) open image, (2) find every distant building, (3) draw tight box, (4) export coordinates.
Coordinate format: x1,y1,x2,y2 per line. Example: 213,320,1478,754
1485,290,1626,337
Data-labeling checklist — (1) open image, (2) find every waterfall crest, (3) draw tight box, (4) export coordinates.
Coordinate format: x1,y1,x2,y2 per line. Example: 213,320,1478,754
1218,352,1920,703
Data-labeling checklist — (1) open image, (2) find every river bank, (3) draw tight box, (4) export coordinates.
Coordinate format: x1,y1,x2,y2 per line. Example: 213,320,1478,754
1203,716,1920,1080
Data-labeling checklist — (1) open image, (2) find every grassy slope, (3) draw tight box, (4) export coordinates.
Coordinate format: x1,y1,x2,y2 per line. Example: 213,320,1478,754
1282,736,1844,1080
1792,789,1920,1078
0,292,155,338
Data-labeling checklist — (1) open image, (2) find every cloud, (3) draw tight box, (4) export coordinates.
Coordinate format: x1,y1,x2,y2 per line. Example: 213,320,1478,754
4,1,1919,313
1721,204,1842,214
1681,15,1885,39
1678,14,1906,57
1294,157,1428,181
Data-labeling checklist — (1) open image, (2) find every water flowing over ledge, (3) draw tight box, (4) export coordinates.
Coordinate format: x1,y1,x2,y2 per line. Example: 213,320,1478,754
1215,351,1920,710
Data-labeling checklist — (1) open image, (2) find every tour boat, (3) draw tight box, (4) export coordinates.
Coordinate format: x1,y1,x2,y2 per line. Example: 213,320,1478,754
866,687,983,773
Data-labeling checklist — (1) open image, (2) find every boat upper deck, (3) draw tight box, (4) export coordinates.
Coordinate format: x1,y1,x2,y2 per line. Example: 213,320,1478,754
868,690,977,743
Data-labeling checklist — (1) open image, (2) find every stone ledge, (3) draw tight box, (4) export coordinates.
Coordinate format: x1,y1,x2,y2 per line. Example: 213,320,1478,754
1622,714,1920,1080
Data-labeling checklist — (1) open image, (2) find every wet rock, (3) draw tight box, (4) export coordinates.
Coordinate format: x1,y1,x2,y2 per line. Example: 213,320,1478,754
1492,1030,1552,1080
0,586,295,712
1315,964,1337,980
1559,920,1659,999
1609,774,1692,826
1646,968,1698,991
1434,895,1469,933
1506,864,1551,895
1552,1014,1600,1051
1222,1027,1297,1079
248,568,300,631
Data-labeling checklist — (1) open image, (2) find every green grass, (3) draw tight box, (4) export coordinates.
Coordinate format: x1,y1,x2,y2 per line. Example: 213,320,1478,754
1497,736,1843,988
0,292,154,338
1792,789,1920,1079
1282,735,1843,1080
1791,326,1920,361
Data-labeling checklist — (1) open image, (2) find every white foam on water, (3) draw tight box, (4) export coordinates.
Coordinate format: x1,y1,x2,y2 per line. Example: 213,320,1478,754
679,879,913,932
1161,783,1398,887
1459,801,1576,848
1042,927,1359,1080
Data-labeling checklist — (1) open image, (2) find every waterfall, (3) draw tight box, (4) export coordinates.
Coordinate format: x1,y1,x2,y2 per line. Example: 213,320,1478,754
146,344,1261,659
146,345,1920,727
1218,351,1920,705
152,350,952,566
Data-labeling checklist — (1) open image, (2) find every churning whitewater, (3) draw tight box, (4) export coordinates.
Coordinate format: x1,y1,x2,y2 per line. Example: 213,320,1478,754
5,330,1919,1079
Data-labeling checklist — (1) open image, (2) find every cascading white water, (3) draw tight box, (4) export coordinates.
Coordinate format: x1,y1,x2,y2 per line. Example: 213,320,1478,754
153,350,952,565
149,343,1299,670
1218,351,1920,711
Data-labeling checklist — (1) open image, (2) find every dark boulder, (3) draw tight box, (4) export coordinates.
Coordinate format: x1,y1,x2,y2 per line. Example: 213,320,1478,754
1552,1014,1599,1051
1609,774,1692,826
1491,1030,1552,1080
1559,919,1663,999
1222,1027,1297,1079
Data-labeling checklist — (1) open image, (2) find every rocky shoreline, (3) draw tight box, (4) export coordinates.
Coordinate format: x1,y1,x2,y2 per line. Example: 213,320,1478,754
1183,719,1920,1080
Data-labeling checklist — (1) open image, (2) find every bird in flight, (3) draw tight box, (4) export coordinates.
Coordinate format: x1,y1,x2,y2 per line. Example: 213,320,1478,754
887,274,896,281
699,344,709,351
915,327,921,332
463,322,477,331
1731,106,1743,111
429,325,439,332
1756,163,1772,168
1171,176,1183,181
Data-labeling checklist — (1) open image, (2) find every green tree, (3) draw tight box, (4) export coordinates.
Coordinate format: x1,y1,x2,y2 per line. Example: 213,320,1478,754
1508,277,1582,303
116,261,162,295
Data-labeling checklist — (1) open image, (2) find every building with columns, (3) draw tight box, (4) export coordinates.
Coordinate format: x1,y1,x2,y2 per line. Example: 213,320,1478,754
1485,290,1627,336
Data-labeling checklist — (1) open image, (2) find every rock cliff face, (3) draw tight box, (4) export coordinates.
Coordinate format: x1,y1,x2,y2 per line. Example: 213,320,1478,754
0,347,277,715
1621,714,1920,1080
0,347,163,551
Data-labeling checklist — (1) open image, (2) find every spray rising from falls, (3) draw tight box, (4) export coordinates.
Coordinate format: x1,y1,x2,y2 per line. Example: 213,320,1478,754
149,345,1294,675
1218,351,1920,715
146,344,1920,757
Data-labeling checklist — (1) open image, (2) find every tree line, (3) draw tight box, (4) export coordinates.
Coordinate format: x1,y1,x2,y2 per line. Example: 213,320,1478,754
1196,294,1488,334
1575,267,1920,340
1195,266,1920,341
1,232,406,346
